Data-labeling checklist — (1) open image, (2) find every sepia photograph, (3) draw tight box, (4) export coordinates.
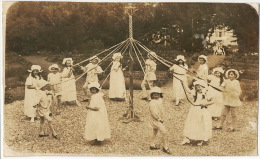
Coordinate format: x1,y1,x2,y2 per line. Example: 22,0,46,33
2,1,259,157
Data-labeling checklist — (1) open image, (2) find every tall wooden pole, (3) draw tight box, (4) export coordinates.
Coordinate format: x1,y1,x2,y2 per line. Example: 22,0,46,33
128,7,134,118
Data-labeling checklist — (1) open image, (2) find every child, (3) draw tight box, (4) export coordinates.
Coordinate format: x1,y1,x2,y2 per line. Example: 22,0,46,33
181,80,214,146
213,69,242,131
196,55,208,80
84,82,111,145
141,52,157,100
81,56,103,102
148,87,171,155
207,67,225,120
24,65,44,122
169,55,188,106
109,52,126,100
48,64,62,115
34,80,59,140
61,58,81,106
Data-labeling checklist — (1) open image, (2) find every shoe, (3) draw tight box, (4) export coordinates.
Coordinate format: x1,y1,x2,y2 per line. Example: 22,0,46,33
212,126,222,130
180,138,190,145
142,97,148,100
52,134,60,140
197,141,204,146
39,134,49,137
226,128,236,132
162,147,171,155
81,98,89,102
76,101,82,106
150,144,160,150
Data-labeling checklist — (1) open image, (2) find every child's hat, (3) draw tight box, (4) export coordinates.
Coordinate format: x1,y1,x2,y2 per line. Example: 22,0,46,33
193,80,208,88
48,64,61,71
225,69,239,79
28,65,43,72
112,52,123,60
88,82,101,91
89,55,101,63
148,52,157,58
37,80,49,89
175,55,186,62
62,58,73,65
198,55,207,62
213,67,224,74
150,86,162,94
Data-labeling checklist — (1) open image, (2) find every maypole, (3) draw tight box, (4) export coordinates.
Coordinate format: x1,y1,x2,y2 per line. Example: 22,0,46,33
121,3,140,123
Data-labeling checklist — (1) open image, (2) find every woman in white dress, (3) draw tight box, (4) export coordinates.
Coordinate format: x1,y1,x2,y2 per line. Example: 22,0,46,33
196,55,209,80
84,82,111,145
169,55,188,106
24,65,44,122
109,52,126,100
61,58,81,106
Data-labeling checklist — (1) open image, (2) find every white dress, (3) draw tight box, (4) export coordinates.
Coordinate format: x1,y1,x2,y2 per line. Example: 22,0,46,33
169,64,188,100
109,61,126,99
197,64,208,80
207,75,224,117
183,91,212,141
61,67,77,102
223,79,242,107
83,63,103,86
48,72,62,95
84,92,111,141
24,75,41,118
144,59,157,81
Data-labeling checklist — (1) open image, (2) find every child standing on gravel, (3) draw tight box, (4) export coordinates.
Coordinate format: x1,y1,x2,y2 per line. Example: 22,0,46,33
148,87,171,155
81,56,103,102
213,69,242,132
181,80,214,146
84,82,111,145
196,55,208,80
24,65,44,122
34,80,59,140
207,67,225,120
141,52,157,101
61,58,81,106
48,64,62,115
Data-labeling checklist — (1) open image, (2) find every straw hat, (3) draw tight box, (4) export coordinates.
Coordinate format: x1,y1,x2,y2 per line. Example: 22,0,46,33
112,52,123,60
198,55,207,62
88,82,101,91
150,86,162,95
193,80,208,88
28,65,43,72
212,67,224,74
62,58,73,65
175,55,186,62
89,55,101,63
48,64,61,71
225,69,239,79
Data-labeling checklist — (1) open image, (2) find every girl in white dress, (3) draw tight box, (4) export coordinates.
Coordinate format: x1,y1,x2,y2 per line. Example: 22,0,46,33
61,58,81,106
169,55,188,106
48,64,62,114
214,69,242,132
181,80,214,146
207,67,225,120
109,52,126,100
141,52,157,100
24,65,44,122
81,56,103,101
196,55,208,80
84,82,111,145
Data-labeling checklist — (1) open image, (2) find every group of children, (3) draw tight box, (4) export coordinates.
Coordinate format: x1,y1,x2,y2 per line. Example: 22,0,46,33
23,52,242,154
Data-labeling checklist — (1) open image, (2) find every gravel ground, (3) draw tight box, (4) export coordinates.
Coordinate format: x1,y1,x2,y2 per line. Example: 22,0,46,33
4,80,258,156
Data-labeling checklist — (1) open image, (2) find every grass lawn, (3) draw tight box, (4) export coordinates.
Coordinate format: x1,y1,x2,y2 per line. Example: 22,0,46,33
4,79,258,156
